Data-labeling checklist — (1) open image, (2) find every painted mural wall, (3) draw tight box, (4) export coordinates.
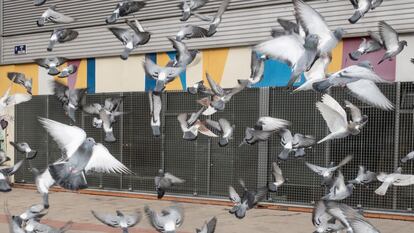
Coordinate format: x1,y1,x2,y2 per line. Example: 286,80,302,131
0,37,409,96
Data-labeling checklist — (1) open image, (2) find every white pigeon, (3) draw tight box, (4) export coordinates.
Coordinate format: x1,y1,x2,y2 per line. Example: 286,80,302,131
0,86,32,116
375,168,414,195
294,54,331,92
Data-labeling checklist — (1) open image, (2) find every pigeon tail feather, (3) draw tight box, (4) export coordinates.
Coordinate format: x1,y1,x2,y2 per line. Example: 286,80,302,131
48,163,88,191
348,11,362,24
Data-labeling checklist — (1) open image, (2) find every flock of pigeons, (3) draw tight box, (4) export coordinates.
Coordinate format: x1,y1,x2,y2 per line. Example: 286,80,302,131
0,0,414,232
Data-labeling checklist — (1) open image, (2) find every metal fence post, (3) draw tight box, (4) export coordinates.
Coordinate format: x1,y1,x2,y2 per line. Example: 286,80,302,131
393,82,401,210
257,88,270,190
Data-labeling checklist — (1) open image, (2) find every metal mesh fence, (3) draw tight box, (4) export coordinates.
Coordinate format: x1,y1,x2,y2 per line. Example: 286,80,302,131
13,83,414,214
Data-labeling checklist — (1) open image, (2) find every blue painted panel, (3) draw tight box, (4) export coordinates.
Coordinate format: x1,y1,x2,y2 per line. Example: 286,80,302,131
87,58,96,94
253,59,305,88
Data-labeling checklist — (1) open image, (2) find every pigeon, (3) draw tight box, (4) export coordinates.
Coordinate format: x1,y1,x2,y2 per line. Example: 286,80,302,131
109,19,151,60
268,162,285,192
401,151,414,163
375,168,414,195
273,18,302,36
187,81,214,95
205,118,235,147
349,166,377,185
53,80,86,122
31,167,55,209
278,129,316,160
106,0,146,24
240,117,290,146
7,72,33,94
144,205,184,233
344,100,368,126
193,0,230,36
240,51,265,87
37,5,75,27
322,171,354,201
0,160,24,192
0,150,11,166
312,201,345,233
9,141,38,160
25,219,73,233
254,33,319,88
18,204,48,222
47,28,79,52
293,54,331,92
197,73,248,115
293,0,346,56
348,0,372,24
313,61,393,110
83,97,125,142
349,31,383,61
155,169,185,199
4,202,26,233
177,111,218,141
57,65,78,78
0,86,32,116
196,217,217,233
179,0,209,21
378,21,408,64
149,91,162,137
176,25,210,41
0,116,9,130
34,57,67,76
371,0,383,9
38,117,132,191
168,37,199,67
34,0,47,6
144,57,185,93
316,95,367,144
228,179,268,219
91,210,141,233
305,155,353,186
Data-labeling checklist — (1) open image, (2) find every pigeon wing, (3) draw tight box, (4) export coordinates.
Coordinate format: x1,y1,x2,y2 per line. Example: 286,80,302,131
305,162,326,176
272,162,285,184
214,0,230,18
379,21,399,51
348,217,380,233
229,186,241,204
205,119,222,132
109,27,130,44
125,211,142,227
91,211,120,227
392,174,414,186
205,73,225,96
85,143,132,174
5,94,32,107
346,79,394,110
143,58,162,78
164,172,185,184
344,100,363,123
48,9,75,24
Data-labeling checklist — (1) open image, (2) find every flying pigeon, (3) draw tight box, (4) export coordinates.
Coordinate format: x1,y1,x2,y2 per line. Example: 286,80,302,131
109,19,151,60
0,160,24,192
401,151,414,163
7,72,33,94
205,118,235,147
268,162,285,192
177,110,218,141
155,169,185,199
305,155,353,186
322,171,354,201
0,150,11,166
9,141,37,160
228,179,268,219
179,0,209,21
378,21,407,64
37,5,75,27
240,117,290,146
53,80,86,122
349,31,383,60
34,0,47,6
47,28,79,52
106,0,146,24
145,205,184,233
34,57,67,76
371,0,383,9
91,210,141,233
187,81,214,95
144,57,185,93
57,65,78,78
239,51,265,87
0,86,32,116
25,219,73,233
168,37,199,67
149,91,162,137
31,167,55,209
17,204,48,222
312,201,345,233
375,167,414,195
193,0,230,36
176,25,210,41
348,0,373,24
293,54,331,92
316,95,367,144
349,166,377,185
196,217,217,233
278,129,316,160
38,117,132,191
344,100,368,127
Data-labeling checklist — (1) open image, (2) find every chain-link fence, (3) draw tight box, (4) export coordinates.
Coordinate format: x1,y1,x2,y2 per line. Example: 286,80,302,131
13,83,414,214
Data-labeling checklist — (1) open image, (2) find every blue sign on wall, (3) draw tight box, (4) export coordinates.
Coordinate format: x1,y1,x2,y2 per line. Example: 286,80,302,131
14,45,27,55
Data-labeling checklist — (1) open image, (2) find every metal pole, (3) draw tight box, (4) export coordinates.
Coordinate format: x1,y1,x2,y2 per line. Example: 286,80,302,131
393,83,401,210
119,92,124,190
257,88,270,190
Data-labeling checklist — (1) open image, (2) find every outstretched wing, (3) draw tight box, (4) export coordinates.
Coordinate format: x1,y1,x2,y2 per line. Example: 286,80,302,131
85,143,132,174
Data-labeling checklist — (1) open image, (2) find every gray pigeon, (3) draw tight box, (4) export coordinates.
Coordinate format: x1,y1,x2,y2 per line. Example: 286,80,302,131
144,57,185,93
57,65,77,78
0,86,32,115
371,0,383,9
228,179,268,219
179,0,209,22
378,21,407,64
168,38,199,67
375,167,414,195
18,204,48,222
278,129,316,160
0,160,24,192
106,0,146,24
240,117,290,146
348,0,372,24
176,25,209,41
349,31,383,60
149,91,162,137
344,100,368,126
0,149,11,166
196,217,217,233
349,166,377,185
47,28,79,52
53,81,86,122
268,162,285,192
193,0,230,36
145,205,184,233
244,51,265,87
9,141,37,160
4,202,26,233
305,155,353,186
37,5,75,27
205,118,235,147
7,72,33,94
401,151,414,163
322,171,354,201
91,210,141,233
312,201,345,233
187,81,214,95
31,167,55,209
39,118,132,191
109,19,151,60
34,57,67,76
178,110,218,141
25,219,73,233
155,169,185,199
34,0,47,6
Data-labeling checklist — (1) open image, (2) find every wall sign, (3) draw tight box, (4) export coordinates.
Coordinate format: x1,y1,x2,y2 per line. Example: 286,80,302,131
14,45,27,55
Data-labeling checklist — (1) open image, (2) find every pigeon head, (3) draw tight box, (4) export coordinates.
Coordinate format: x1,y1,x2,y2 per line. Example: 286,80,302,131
401,40,408,47
158,169,164,175
37,18,46,27
333,28,346,40
84,138,96,148
116,210,124,217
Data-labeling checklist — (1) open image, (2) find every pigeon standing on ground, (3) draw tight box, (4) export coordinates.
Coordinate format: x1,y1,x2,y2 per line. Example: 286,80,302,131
240,117,290,146
205,118,235,147
37,5,75,27
7,72,33,94
349,31,383,60
53,81,86,122
149,91,162,137
176,25,210,41
144,205,184,233
177,110,218,141
106,0,146,24
401,151,414,163
322,171,354,201
34,57,67,76
0,150,11,166
375,167,414,195
0,160,24,192
155,169,185,199
268,162,285,192
278,129,316,160
144,57,185,93
38,118,132,191
9,142,37,160
168,38,199,67
305,155,353,186
57,65,78,78
349,166,377,185
312,201,345,233
91,210,141,233
179,0,209,22
196,217,217,233
47,28,79,52
378,21,408,64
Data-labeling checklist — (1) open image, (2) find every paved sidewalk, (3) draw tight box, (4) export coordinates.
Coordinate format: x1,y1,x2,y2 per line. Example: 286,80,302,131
0,188,412,233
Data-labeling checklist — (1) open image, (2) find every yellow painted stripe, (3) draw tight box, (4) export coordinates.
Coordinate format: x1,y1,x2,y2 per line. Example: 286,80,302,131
0,64,39,95
202,48,229,87
327,40,344,73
